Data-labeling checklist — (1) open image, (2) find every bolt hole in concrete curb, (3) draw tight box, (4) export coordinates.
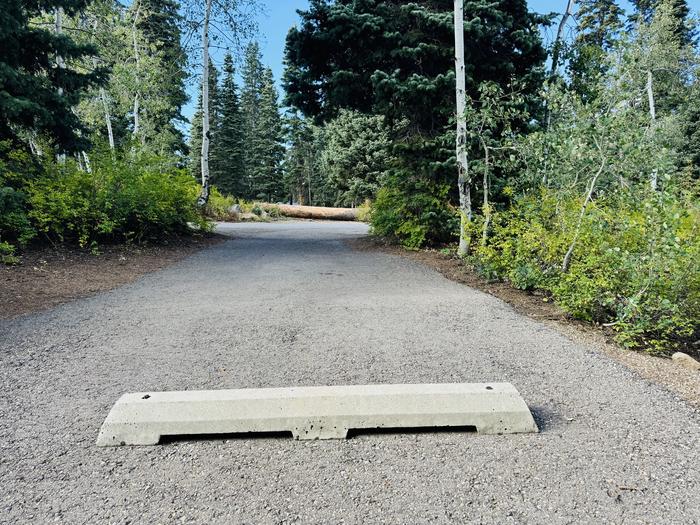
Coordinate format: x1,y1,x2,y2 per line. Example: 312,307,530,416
96,383,538,447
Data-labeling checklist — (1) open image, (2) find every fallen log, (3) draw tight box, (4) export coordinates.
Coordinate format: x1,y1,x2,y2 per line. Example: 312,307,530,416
262,203,359,221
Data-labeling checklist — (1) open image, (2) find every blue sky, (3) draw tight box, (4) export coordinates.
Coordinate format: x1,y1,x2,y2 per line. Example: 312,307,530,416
183,0,700,122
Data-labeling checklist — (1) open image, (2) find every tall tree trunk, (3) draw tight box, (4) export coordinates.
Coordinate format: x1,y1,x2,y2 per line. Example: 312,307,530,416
131,0,142,140
55,7,66,163
101,87,115,150
82,151,92,173
647,69,658,191
197,0,213,207
550,0,576,78
481,141,490,245
544,0,576,165
562,155,605,273
454,0,471,256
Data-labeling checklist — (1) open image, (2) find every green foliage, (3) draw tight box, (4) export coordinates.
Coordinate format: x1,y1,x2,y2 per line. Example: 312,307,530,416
464,4,700,354
203,186,235,221
0,144,37,248
211,53,245,196
471,190,699,353
318,110,394,207
248,67,285,202
27,152,208,247
283,113,321,205
0,241,19,265
1,0,101,151
371,180,458,249
285,0,547,245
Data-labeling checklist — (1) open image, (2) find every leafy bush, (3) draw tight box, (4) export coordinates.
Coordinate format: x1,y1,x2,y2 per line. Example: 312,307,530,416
266,205,281,218
27,153,209,247
0,143,38,249
204,187,236,221
471,189,700,353
371,180,458,249
0,241,19,264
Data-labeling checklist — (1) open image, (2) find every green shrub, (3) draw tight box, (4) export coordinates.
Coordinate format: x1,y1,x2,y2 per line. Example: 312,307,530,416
370,180,458,249
204,187,236,221
266,205,281,218
0,143,38,251
0,241,19,264
472,188,699,354
28,153,209,247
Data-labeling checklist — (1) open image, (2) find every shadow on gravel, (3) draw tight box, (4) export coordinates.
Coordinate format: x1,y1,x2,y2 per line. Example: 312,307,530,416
346,425,477,439
529,405,563,432
159,431,294,445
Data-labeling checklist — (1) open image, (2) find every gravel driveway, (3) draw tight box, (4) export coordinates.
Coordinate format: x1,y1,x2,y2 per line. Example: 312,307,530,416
1,221,698,524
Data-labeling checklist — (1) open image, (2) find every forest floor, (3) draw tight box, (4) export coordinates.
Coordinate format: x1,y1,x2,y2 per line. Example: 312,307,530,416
0,221,698,523
0,234,224,320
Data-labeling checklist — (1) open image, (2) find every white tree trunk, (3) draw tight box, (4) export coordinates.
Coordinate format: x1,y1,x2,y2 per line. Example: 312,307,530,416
454,0,471,256
55,8,66,163
646,69,658,191
562,156,605,273
481,141,490,245
197,0,213,207
101,88,115,150
550,0,576,78
131,0,142,140
646,70,656,122
82,151,92,173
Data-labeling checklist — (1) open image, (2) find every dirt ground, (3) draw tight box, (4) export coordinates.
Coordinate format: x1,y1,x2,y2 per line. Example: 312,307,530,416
0,234,224,320
350,237,700,409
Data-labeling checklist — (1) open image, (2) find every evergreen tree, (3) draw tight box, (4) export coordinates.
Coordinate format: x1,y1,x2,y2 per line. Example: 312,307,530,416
284,0,547,246
283,113,320,204
240,42,264,196
189,60,219,181
0,0,101,152
249,67,285,201
211,53,245,196
569,0,624,99
137,0,189,155
629,0,693,44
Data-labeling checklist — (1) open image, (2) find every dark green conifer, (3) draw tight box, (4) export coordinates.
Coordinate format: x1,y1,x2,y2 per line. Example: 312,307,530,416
0,0,101,151
211,53,245,196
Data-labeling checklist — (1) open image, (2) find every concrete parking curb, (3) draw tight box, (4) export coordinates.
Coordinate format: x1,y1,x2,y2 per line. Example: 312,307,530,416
96,383,538,446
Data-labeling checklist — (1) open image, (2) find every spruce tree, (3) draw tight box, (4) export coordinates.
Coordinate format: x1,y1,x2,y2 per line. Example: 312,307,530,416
250,67,285,202
569,0,624,99
189,60,219,181
240,42,264,197
630,0,693,44
284,113,318,204
1,0,101,151
137,0,189,155
211,53,245,196
284,0,546,245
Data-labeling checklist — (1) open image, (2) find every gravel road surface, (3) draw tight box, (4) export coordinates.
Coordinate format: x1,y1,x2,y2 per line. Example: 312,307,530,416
1,221,698,524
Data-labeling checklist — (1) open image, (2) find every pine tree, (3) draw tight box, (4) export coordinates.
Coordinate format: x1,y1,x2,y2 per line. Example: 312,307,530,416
189,60,219,181
569,0,624,99
137,0,189,155
249,67,285,202
1,0,101,152
211,53,245,196
284,113,317,204
630,0,693,44
240,42,264,197
284,0,546,246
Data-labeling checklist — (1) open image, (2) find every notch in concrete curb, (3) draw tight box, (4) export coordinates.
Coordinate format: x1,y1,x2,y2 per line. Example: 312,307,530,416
96,383,538,446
